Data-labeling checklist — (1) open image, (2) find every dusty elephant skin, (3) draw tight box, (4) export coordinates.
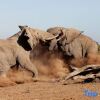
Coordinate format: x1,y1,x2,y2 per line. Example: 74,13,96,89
0,27,41,86
47,27,98,58
16,26,59,49
47,27,98,67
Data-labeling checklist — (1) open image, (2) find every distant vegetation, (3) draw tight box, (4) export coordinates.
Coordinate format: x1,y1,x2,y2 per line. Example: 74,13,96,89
98,44,100,53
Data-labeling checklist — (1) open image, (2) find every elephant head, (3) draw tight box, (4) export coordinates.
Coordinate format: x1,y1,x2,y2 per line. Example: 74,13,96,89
47,27,84,43
18,25,59,51
47,27,84,51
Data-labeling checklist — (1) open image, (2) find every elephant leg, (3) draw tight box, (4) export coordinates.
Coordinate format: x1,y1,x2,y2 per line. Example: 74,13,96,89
0,64,10,77
0,64,16,86
17,53,38,77
70,42,83,59
69,43,85,67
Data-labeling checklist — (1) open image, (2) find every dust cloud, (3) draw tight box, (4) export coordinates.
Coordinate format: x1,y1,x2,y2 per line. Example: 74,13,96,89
4,45,100,86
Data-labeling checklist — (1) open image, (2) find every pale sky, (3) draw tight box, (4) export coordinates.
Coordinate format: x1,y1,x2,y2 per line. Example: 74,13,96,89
0,0,100,42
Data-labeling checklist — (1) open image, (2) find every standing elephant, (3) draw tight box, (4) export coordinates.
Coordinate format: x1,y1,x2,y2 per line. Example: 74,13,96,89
47,27,98,60
7,25,59,77
0,25,58,84
0,29,39,82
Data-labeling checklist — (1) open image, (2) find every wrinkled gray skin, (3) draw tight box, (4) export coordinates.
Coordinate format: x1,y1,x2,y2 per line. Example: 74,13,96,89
6,26,58,78
47,27,98,59
0,31,38,79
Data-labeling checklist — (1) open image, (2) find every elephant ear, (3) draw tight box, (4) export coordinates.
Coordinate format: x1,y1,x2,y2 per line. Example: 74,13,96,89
62,28,82,43
19,25,28,30
80,31,84,33
17,27,32,51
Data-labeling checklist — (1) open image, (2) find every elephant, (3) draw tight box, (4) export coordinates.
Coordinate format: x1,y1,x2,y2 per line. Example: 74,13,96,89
0,27,40,82
6,25,59,77
47,27,98,60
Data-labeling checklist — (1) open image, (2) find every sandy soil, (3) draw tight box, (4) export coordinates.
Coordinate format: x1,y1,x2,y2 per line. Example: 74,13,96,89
0,82,100,100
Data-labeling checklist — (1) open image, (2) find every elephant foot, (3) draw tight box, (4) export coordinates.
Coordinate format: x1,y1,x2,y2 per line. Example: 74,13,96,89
32,77,39,82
